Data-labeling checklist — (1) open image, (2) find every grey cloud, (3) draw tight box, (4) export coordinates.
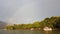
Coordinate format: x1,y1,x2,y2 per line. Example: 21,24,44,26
0,0,60,24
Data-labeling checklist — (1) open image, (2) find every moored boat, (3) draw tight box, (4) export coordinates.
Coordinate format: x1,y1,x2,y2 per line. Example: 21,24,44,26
43,27,52,31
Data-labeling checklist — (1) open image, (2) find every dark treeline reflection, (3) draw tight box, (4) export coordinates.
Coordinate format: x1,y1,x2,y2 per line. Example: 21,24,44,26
5,16,60,30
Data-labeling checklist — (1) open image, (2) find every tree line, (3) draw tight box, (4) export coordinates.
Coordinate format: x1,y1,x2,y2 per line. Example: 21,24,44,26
5,16,60,30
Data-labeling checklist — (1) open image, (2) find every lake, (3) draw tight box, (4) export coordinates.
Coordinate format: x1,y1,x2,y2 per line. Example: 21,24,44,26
0,30,60,34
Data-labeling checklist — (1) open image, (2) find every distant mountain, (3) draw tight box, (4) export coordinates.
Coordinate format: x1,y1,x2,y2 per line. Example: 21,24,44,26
0,21,7,29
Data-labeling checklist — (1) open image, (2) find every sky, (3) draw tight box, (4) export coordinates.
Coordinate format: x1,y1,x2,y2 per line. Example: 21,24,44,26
0,0,60,24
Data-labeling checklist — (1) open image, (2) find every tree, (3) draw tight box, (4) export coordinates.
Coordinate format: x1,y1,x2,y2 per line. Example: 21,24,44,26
33,21,40,28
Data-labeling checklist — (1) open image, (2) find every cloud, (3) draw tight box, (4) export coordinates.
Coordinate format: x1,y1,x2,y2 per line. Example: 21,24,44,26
0,0,60,24
0,0,17,21
7,0,36,24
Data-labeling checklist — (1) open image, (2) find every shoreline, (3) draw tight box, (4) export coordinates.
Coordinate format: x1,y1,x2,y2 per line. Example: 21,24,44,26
3,28,60,31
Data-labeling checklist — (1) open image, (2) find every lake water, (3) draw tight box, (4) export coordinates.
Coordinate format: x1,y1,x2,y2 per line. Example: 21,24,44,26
0,30,60,34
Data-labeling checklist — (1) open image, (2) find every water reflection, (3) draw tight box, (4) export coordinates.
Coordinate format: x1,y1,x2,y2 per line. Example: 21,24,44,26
44,31,53,34
0,30,60,34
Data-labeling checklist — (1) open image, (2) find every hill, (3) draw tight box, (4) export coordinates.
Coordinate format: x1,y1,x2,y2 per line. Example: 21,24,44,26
0,21,7,29
5,16,60,30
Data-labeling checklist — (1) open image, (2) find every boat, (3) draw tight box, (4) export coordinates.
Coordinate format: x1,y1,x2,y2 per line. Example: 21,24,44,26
30,28,34,30
43,27,52,31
